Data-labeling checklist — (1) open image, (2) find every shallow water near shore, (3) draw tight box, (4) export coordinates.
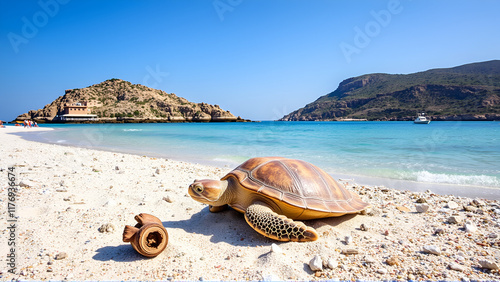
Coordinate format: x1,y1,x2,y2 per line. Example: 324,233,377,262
13,121,500,199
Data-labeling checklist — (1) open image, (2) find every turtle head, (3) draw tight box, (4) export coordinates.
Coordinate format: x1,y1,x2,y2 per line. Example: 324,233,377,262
188,179,228,204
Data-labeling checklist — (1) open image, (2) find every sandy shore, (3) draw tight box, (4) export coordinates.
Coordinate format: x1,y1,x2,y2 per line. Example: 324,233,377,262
1,126,500,281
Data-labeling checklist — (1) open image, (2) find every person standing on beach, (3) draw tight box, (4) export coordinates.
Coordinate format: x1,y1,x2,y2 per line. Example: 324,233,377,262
23,120,27,128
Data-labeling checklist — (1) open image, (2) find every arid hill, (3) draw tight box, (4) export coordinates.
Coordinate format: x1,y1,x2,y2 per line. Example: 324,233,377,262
16,79,247,123
281,60,500,121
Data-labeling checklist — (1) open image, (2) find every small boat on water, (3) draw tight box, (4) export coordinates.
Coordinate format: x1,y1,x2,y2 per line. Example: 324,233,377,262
414,113,431,124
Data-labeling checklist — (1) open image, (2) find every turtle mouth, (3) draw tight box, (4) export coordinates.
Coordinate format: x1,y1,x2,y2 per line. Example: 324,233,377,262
187,187,198,198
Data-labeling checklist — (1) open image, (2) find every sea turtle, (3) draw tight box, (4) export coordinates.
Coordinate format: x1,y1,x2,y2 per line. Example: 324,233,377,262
188,157,369,242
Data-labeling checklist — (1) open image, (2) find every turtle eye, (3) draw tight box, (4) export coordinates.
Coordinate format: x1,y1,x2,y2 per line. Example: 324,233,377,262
195,185,204,193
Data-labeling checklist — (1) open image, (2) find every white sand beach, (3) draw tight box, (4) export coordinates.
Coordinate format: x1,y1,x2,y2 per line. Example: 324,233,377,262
1,126,500,281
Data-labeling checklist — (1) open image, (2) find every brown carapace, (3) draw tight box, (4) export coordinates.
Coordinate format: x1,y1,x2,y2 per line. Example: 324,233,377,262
188,157,370,242
123,213,168,257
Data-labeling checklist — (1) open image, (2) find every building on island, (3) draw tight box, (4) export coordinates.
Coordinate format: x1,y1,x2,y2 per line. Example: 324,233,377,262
59,101,99,121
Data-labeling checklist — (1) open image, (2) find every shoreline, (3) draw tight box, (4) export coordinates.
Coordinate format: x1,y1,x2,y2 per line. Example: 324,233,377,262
8,125,500,201
2,126,500,281
10,116,253,124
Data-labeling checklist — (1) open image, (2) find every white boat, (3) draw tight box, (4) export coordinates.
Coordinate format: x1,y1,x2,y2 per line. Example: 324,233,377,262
414,113,431,124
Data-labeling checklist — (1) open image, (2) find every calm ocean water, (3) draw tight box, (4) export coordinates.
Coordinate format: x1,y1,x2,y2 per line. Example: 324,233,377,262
15,121,500,199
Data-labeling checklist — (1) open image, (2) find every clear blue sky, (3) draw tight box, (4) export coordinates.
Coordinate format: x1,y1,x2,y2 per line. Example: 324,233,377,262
1,0,499,121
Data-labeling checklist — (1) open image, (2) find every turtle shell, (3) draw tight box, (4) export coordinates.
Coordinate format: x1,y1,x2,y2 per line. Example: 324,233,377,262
222,157,369,215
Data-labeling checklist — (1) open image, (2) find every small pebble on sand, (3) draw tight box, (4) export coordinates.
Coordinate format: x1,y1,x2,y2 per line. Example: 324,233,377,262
464,222,478,233
377,268,388,274
326,258,338,269
434,228,445,235
423,245,441,255
309,255,323,271
104,199,117,207
396,206,410,212
472,199,484,207
55,252,68,260
416,198,427,203
447,201,459,209
20,180,36,188
447,216,462,224
271,243,282,253
98,223,115,233
449,263,467,272
364,256,376,264
344,236,352,245
416,204,430,213
478,259,500,270
386,256,399,266
341,249,359,255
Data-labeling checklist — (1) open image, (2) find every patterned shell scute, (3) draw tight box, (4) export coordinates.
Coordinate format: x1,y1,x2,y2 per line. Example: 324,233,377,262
226,157,368,213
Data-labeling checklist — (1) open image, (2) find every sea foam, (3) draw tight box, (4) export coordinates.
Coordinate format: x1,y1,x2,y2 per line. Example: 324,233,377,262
405,170,500,188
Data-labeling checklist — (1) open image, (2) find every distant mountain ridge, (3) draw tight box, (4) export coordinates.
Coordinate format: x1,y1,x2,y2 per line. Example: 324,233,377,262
280,60,500,121
16,79,248,123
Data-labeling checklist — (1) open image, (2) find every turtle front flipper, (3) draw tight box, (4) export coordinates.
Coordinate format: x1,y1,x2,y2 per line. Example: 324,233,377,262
244,201,318,242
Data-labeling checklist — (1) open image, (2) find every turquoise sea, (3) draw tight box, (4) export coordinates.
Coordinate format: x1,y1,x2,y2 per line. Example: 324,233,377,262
15,121,500,199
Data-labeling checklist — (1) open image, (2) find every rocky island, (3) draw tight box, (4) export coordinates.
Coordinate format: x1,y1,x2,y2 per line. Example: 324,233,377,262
15,79,249,123
281,60,500,121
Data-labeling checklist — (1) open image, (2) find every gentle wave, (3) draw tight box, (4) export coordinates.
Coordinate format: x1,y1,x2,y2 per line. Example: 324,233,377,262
212,156,249,166
123,129,143,132
56,139,67,143
400,170,500,187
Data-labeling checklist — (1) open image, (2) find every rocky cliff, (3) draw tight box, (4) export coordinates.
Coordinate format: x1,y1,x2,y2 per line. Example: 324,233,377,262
281,60,500,121
16,79,247,123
